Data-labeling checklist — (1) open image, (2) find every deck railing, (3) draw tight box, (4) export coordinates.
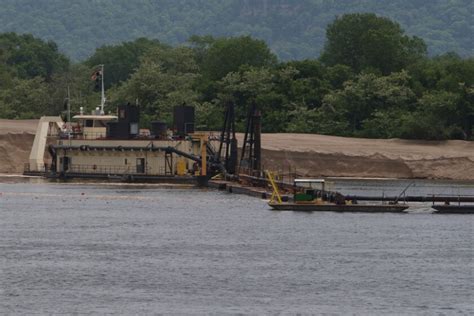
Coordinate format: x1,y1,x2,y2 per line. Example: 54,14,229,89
59,132,107,140
67,164,170,176
59,131,162,140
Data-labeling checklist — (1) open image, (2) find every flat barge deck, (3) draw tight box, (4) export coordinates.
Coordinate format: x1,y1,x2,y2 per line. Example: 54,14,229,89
268,203,409,213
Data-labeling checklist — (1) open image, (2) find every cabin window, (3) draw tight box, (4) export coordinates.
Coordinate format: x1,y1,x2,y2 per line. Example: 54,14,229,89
85,120,93,127
130,123,138,135
124,158,128,165
96,120,107,128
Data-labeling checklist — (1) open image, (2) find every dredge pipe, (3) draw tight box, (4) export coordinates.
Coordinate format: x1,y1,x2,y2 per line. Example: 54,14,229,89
165,146,229,177
344,195,474,203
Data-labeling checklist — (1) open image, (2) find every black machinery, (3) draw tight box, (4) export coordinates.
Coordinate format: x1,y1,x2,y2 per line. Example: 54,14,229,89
215,101,262,177
217,102,238,175
150,121,167,139
240,102,262,175
173,104,195,136
107,103,139,139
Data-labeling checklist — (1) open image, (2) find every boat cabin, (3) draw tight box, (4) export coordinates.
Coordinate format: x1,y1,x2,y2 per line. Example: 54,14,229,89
293,179,327,202
294,179,326,191
71,114,117,139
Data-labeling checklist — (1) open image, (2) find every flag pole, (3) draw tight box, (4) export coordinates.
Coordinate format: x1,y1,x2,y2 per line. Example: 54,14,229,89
67,85,72,146
67,85,71,131
100,64,105,114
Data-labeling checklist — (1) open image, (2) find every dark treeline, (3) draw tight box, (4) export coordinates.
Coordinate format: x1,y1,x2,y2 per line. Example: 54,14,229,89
0,13,473,140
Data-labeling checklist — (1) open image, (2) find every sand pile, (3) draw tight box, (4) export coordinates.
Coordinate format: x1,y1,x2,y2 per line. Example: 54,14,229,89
1,120,473,179
0,132,35,173
0,119,38,134
237,133,474,180
0,119,37,173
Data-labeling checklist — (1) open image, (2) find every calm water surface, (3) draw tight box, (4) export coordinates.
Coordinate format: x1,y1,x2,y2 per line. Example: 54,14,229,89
0,178,473,314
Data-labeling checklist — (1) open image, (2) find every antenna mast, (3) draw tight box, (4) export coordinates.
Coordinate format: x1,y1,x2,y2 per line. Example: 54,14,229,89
67,85,71,131
100,64,105,114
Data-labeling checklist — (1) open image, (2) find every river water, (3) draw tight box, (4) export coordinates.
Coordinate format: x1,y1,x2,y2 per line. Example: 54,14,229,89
0,178,473,314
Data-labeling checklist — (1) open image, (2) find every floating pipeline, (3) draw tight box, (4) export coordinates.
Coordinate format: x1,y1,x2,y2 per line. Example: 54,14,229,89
344,195,474,203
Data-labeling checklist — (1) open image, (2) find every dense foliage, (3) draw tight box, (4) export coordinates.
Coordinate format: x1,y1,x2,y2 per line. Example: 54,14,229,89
321,13,427,74
0,33,69,80
0,13,473,140
0,0,472,61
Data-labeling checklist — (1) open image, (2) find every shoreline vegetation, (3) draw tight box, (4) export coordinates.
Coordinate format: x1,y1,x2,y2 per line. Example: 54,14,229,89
1,119,473,180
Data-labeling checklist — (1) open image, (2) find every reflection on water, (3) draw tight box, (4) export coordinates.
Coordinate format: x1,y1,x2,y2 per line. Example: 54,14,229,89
0,178,473,314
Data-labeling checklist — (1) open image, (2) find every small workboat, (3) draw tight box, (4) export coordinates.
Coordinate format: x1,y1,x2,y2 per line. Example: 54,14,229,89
266,175,408,213
432,204,474,214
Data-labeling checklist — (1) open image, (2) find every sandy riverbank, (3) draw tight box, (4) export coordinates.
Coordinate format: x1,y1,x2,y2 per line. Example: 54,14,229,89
246,134,474,180
1,119,473,179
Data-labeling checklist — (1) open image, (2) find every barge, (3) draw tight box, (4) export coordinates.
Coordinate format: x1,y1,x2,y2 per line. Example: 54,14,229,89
24,68,254,185
267,176,409,213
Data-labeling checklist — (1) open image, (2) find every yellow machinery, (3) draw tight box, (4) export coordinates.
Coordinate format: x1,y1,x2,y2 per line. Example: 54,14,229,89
176,158,187,176
266,170,282,204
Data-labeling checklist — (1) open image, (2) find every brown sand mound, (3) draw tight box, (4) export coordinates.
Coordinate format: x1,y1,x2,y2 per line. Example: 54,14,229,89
0,119,38,134
0,132,35,173
261,149,474,180
238,133,474,180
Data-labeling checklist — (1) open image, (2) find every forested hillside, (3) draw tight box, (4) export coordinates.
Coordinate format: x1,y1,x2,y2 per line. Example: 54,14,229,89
0,0,472,60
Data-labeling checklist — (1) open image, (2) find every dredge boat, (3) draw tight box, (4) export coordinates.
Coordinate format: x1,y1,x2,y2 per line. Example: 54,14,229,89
267,176,409,213
24,65,232,185
24,104,216,184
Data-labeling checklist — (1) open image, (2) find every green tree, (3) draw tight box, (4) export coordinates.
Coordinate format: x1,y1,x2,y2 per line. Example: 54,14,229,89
201,36,277,81
285,104,320,133
195,101,223,131
321,13,427,74
407,54,474,139
323,71,417,136
277,60,331,109
187,35,216,65
0,77,51,119
408,53,474,92
0,33,69,80
325,64,354,89
452,83,474,140
396,91,459,140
